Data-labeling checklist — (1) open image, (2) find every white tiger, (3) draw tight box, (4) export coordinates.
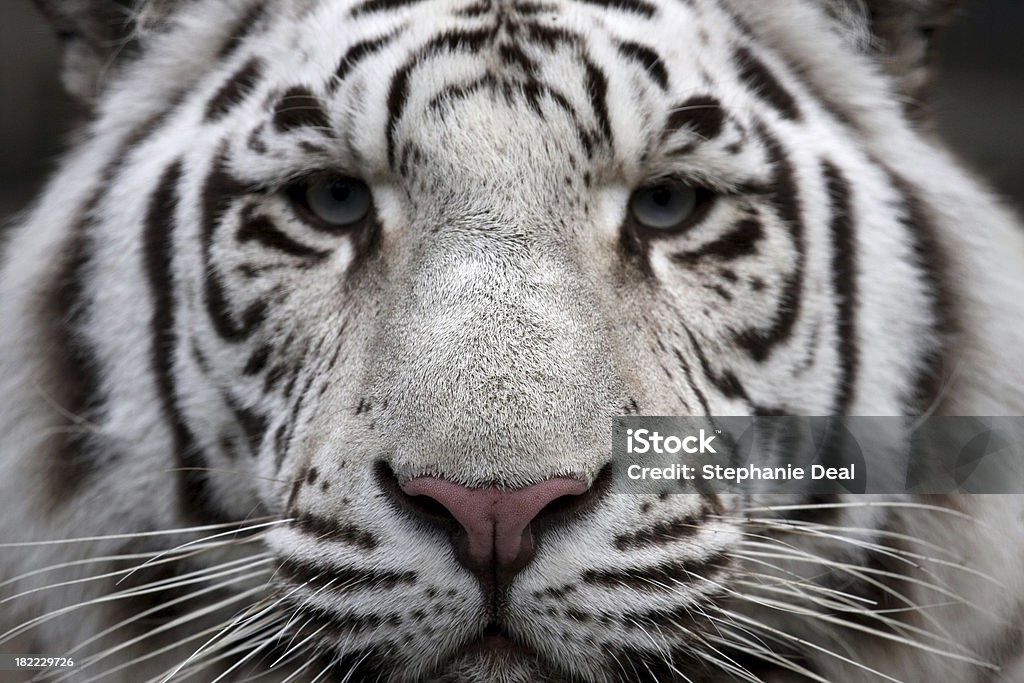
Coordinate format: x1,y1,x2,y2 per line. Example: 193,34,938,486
1,0,1023,681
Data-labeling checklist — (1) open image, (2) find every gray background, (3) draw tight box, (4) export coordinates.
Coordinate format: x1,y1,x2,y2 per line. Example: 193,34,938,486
1,1,1021,220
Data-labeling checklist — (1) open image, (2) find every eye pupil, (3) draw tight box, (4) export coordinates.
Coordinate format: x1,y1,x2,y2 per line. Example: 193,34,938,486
651,186,673,207
330,181,353,202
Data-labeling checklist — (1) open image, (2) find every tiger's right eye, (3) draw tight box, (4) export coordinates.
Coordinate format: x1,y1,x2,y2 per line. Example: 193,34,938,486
629,182,703,234
290,177,372,229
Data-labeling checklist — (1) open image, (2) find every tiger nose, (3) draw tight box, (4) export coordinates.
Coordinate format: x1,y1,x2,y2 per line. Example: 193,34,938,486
398,475,590,586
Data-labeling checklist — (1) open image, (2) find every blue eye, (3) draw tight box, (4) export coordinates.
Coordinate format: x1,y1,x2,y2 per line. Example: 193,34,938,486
297,177,372,228
629,182,700,232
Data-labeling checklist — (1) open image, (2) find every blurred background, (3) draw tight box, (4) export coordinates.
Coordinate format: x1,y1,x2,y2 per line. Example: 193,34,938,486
1,0,1021,221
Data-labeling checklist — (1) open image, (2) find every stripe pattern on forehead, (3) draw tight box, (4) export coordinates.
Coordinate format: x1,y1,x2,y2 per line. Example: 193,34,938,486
273,86,331,133
734,45,801,121
663,95,726,147
381,18,617,168
205,57,265,122
614,39,669,90
334,31,402,85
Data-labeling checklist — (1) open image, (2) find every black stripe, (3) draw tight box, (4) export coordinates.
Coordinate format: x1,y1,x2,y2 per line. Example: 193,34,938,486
426,75,497,112
215,2,267,61
573,0,656,18
263,360,290,394
733,126,806,362
513,1,553,14
456,1,492,17
273,86,330,133
385,62,413,168
335,32,399,84
615,40,668,90
205,57,264,121
278,557,416,591
498,42,538,73
223,393,269,458
672,346,712,415
275,365,317,472
423,27,498,54
144,162,230,522
237,206,330,261
243,343,272,376
201,151,267,341
684,326,750,402
349,0,425,17
734,45,801,121
887,172,954,412
663,95,725,143
613,507,712,550
293,514,380,549
582,553,729,590
522,22,579,50
823,161,859,414
670,218,763,264
581,55,613,145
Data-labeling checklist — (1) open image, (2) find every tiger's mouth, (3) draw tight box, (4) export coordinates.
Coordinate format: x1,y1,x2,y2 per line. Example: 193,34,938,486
456,622,535,659
425,621,560,683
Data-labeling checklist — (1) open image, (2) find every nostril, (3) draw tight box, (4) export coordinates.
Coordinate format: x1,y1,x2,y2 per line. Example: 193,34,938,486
532,464,612,530
375,461,459,526
534,493,586,522
404,492,457,524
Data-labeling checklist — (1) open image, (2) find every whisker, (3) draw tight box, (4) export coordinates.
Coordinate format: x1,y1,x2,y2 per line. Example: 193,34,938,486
71,588,276,683
726,500,978,523
738,517,1004,587
64,568,274,658
158,577,309,682
708,603,907,683
704,629,830,683
733,543,973,606
0,517,282,548
726,591,996,669
164,467,290,485
1,556,273,645
1,546,269,610
63,570,273,678
730,579,976,657
117,519,292,585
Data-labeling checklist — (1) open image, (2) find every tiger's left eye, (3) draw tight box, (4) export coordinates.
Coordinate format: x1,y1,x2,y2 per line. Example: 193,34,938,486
291,177,372,228
629,182,702,233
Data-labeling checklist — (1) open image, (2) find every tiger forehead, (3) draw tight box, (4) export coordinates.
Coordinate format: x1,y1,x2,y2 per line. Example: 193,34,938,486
241,0,731,175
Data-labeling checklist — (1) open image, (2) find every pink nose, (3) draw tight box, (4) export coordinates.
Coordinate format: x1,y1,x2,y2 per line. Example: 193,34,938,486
400,476,589,585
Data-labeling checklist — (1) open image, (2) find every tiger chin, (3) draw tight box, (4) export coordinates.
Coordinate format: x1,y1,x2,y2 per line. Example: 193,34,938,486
2,0,1024,682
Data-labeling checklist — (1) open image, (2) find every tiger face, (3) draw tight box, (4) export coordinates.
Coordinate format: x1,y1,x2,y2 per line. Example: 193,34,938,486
4,0,1024,682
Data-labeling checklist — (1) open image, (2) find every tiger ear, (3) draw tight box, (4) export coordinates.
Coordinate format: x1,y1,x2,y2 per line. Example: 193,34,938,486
33,0,178,102
825,0,965,119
